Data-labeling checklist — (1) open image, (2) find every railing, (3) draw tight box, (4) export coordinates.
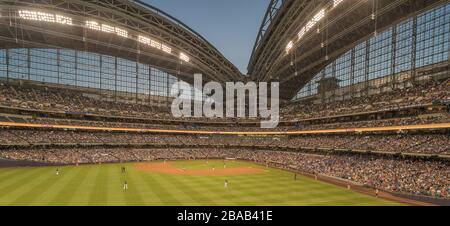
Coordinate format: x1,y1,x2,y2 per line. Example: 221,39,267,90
0,121,449,135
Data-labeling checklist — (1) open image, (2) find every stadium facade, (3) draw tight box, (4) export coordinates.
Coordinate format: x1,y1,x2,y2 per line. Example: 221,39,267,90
0,0,449,205
292,3,450,102
250,0,449,102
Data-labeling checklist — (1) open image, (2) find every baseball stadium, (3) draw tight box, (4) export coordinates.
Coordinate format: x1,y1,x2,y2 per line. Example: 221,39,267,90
0,0,449,206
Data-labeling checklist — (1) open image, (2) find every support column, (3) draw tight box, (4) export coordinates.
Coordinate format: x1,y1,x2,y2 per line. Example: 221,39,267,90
99,55,103,100
149,67,152,105
57,49,60,84
165,72,169,108
391,25,397,90
332,61,336,102
448,14,450,79
27,48,31,81
6,49,9,82
350,48,356,98
307,81,312,97
364,40,370,96
114,57,117,102
411,16,418,83
114,57,118,102
135,62,139,103
75,51,78,87
320,70,325,102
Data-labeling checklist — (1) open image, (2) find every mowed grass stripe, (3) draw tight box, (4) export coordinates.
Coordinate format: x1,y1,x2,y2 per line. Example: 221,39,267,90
0,169,26,182
307,190,397,206
122,169,146,206
0,168,49,205
66,165,99,206
29,167,81,206
88,165,109,206
0,168,44,190
215,172,291,205
158,174,204,206
300,192,380,206
105,165,128,206
171,175,221,206
48,166,89,206
134,170,179,205
247,176,369,206
40,166,82,206
126,169,163,206
185,161,279,205
152,170,195,205
229,175,285,206
261,186,347,206
278,187,375,206
9,167,71,206
213,175,265,206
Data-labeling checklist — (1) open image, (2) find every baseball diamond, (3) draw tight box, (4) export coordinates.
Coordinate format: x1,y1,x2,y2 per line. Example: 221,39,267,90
0,160,403,206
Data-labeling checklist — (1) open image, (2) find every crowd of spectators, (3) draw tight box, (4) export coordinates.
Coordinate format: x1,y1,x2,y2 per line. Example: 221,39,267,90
0,129,448,154
0,112,447,133
236,150,449,199
288,134,450,154
0,83,171,119
0,83,254,123
1,79,449,124
282,79,450,120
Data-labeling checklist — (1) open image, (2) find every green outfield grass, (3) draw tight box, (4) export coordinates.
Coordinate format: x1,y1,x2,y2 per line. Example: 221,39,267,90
0,160,400,206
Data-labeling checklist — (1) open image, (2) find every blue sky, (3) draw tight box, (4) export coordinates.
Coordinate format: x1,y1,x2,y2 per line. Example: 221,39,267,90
143,0,270,74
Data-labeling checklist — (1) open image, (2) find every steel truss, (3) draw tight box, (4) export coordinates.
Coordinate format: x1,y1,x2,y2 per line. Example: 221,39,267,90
0,0,242,85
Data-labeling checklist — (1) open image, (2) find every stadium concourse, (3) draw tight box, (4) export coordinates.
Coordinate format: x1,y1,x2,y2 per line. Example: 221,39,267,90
0,0,449,206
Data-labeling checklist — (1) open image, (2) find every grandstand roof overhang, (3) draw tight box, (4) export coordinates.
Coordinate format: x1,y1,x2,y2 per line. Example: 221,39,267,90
0,0,243,85
248,0,446,101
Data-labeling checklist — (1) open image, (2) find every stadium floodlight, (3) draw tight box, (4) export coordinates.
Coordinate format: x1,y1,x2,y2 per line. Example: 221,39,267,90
286,41,294,53
86,21,128,38
333,0,344,8
138,35,151,45
312,9,325,23
55,15,72,25
180,52,190,62
115,27,128,38
305,20,315,31
37,12,55,23
19,10,39,21
151,39,162,49
86,21,101,31
139,35,171,54
101,24,115,33
298,27,306,40
17,10,180,60
162,44,172,54
296,8,326,43
19,10,72,25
